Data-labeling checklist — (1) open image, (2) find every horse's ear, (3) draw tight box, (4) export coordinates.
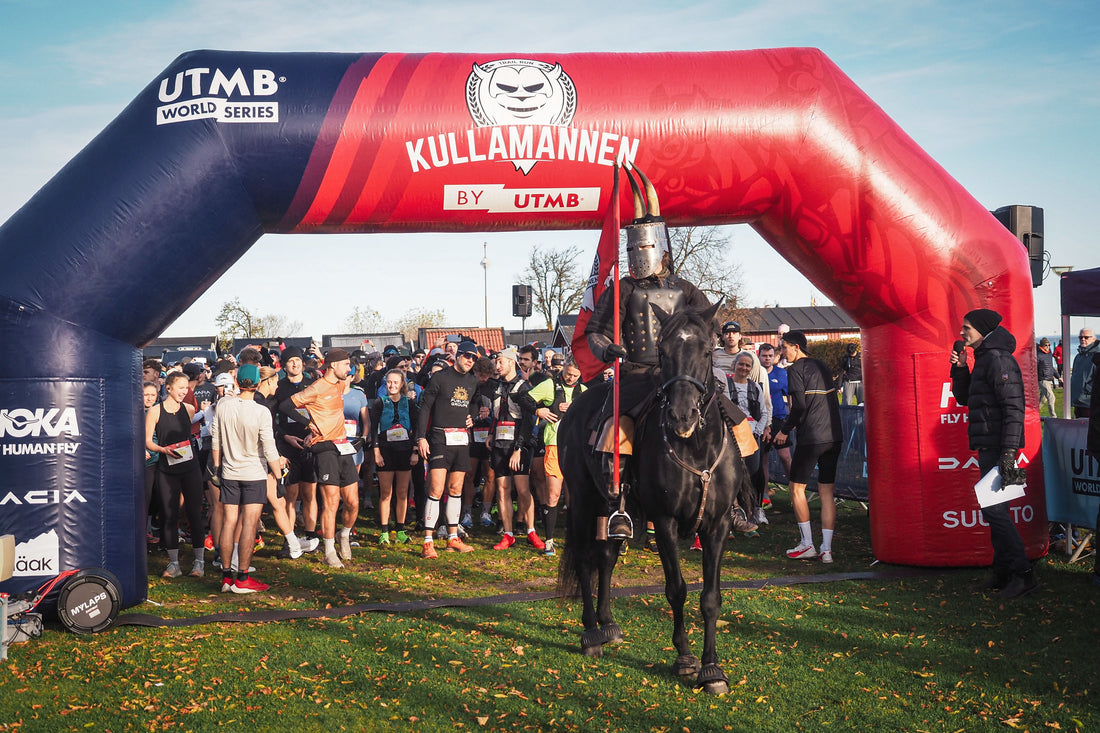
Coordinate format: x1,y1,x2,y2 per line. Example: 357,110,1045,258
652,304,671,324
702,300,722,327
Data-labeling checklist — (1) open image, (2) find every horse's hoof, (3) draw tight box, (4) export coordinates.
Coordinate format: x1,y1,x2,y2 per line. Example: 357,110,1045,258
696,663,729,694
702,680,729,695
581,624,621,650
672,654,700,677
582,644,603,658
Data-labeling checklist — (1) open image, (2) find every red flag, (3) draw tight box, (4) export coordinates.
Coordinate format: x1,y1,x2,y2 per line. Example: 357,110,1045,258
572,166,621,381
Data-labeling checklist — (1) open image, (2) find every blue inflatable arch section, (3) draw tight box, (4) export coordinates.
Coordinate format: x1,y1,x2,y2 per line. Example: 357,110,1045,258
0,50,1042,607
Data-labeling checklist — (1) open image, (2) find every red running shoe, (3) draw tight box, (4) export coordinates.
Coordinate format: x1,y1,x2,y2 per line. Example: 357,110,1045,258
493,534,516,550
690,535,702,552
527,531,546,551
204,534,215,551
231,576,270,594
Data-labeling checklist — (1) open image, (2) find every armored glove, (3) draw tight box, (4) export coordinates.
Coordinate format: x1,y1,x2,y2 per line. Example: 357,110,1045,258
604,343,628,361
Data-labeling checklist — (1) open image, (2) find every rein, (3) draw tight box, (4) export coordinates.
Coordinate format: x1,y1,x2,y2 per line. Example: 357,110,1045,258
659,380,727,535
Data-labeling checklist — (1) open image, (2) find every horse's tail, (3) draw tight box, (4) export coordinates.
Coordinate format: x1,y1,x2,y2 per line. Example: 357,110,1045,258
556,527,581,600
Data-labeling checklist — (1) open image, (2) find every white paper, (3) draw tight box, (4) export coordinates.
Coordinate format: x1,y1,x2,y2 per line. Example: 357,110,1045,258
974,467,1026,509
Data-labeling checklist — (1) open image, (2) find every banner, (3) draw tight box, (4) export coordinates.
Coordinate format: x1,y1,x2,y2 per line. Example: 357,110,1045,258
1042,417,1100,528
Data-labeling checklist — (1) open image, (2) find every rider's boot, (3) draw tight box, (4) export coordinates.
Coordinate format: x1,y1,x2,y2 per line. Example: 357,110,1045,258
601,453,634,540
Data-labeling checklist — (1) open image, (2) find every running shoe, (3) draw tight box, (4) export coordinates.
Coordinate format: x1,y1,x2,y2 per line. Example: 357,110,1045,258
379,531,391,545
254,536,265,551
421,540,438,559
527,531,546,551
231,576,270,594
761,497,772,509
786,543,819,559
189,560,204,578
460,511,473,530
644,534,659,554
204,534,215,551
689,535,702,552
300,536,320,554
395,530,410,544
220,577,234,593
820,550,834,564
445,537,475,553
543,539,556,557
493,534,516,550
754,508,769,525
339,533,352,561
162,562,182,578
480,512,494,528
324,551,344,569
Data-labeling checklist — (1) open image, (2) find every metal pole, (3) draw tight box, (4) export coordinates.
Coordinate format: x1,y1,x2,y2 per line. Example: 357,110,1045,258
481,243,489,328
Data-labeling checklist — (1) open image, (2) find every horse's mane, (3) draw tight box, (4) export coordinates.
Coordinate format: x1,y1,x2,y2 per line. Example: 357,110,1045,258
657,306,717,346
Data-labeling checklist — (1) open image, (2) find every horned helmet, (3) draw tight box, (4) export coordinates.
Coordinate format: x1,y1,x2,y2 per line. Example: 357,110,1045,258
623,166,670,280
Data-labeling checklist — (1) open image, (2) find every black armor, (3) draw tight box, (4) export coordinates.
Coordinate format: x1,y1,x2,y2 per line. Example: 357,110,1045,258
622,278,684,366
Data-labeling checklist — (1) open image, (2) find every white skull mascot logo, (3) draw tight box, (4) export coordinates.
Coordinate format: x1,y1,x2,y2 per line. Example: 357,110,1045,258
466,59,577,173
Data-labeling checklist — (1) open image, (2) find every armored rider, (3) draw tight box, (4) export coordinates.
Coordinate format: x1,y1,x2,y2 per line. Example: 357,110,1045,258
584,168,720,539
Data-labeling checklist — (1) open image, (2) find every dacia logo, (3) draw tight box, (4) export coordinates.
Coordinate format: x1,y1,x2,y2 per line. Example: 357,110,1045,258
0,408,80,438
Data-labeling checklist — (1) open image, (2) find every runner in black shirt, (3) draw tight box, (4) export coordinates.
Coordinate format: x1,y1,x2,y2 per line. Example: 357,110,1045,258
273,347,318,545
774,331,843,563
414,341,479,557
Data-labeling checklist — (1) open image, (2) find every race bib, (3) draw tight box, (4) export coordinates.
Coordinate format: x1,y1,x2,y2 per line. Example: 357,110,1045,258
334,438,356,456
495,421,516,442
164,440,194,466
386,424,409,442
344,419,358,438
444,428,469,446
472,428,490,444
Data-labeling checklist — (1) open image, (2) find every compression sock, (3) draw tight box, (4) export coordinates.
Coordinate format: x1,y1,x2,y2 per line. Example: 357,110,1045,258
424,497,440,540
339,527,352,541
543,504,559,540
445,494,462,527
167,549,179,564
323,538,336,556
821,529,834,553
798,521,813,546
193,547,205,563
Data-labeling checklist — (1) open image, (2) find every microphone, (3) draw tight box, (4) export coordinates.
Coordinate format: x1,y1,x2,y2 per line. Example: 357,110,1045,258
953,340,965,355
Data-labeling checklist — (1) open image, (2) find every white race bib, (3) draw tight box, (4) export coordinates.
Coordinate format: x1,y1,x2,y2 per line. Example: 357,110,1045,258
344,419,358,438
334,438,356,456
494,421,516,442
444,428,469,446
164,440,194,466
386,425,409,442
472,428,490,444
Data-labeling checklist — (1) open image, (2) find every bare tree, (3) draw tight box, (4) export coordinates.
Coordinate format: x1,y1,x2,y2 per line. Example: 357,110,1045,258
520,243,587,329
393,307,447,342
216,298,302,342
344,306,387,333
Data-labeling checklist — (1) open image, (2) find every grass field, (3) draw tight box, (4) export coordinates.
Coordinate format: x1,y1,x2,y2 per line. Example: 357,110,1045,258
2,484,1097,732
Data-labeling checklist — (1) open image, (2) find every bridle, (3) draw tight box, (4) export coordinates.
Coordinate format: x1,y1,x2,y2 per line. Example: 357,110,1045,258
656,343,728,535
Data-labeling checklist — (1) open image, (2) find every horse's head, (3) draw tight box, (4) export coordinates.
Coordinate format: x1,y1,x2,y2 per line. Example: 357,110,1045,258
654,301,722,439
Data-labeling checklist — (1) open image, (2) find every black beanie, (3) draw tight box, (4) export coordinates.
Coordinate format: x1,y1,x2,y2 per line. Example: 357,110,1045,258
281,346,304,362
964,309,1002,337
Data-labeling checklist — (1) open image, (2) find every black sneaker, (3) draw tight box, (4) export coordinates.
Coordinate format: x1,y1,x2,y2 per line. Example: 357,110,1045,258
997,570,1038,599
968,573,1009,593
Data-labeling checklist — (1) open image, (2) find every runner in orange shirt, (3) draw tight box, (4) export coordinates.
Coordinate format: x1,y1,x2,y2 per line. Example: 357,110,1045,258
280,348,360,568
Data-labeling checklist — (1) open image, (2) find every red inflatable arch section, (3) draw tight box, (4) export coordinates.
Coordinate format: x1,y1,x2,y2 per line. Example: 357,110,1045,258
0,50,1045,608
273,50,1046,565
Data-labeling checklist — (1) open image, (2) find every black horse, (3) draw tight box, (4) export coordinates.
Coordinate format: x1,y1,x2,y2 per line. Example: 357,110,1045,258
557,302,751,693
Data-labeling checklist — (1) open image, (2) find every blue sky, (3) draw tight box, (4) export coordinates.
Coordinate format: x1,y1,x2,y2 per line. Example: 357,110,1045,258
1,0,1097,341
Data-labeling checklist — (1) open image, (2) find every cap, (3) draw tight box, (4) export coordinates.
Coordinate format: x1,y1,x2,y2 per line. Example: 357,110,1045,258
324,348,351,366
496,347,519,362
1039,337,1051,346
721,321,741,333
456,340,479,358
214,373,235,389
383,345,399,356
551,355,565,366
963,308,1002,338
782,330,810,354
281,346,304,363
236,363,260,388
182,363,204,379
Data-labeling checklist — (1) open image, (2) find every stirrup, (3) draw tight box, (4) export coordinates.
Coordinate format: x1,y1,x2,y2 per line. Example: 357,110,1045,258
608,510,633,540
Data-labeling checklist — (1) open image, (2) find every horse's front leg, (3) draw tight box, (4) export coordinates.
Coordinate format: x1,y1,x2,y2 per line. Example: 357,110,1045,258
652,517,699,678
696,525,730,694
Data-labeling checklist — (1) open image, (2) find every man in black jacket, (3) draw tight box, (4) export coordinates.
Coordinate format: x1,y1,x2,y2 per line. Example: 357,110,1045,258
950,308,1037,599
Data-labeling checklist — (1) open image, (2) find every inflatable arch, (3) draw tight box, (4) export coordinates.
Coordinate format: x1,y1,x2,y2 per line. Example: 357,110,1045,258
0,50,1045,607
